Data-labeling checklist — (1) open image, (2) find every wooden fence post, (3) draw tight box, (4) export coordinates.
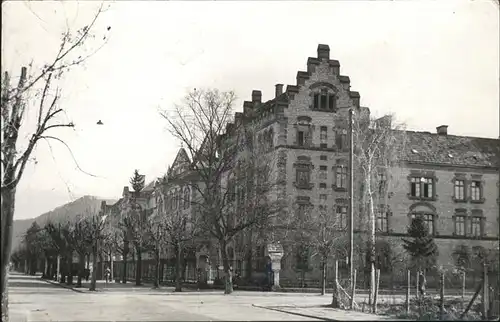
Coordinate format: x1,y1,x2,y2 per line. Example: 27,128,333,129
440,271,445,320
416,270,420,299
406,270,410,315
350,269,357,310
373,268,380,314
462,271,466,310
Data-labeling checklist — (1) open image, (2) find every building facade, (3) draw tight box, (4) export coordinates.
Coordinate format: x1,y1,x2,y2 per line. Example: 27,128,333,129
103,44,499,288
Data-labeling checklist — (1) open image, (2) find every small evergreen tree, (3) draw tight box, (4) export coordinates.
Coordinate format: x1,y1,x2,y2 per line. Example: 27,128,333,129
130,170,145,195
402,216,438,272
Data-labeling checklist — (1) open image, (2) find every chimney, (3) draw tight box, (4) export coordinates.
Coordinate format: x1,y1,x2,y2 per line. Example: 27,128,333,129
123,186,129,197
436,125,448,135
275,84,283,98
317,44,330,60
252,90,262,104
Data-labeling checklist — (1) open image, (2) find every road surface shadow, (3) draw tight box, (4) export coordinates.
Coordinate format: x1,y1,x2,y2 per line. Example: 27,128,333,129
9,273,60,289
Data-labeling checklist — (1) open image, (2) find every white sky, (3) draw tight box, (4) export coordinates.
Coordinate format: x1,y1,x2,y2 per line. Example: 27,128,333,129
2,0,499,219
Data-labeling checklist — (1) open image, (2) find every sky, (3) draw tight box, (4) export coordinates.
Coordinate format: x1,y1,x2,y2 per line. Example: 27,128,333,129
2,0,499,220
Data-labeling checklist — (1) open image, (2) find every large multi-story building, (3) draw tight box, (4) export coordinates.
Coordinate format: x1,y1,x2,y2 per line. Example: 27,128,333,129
103,44,499,288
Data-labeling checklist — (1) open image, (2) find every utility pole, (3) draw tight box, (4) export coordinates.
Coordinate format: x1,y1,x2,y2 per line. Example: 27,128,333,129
348,109,354,291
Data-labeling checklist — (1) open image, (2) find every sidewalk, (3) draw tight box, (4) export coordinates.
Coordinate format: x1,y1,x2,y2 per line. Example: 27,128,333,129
253,304,408,321
44,278,223,294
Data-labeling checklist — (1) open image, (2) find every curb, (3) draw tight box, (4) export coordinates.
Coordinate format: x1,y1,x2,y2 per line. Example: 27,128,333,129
252,304,335,321
43,278,85,293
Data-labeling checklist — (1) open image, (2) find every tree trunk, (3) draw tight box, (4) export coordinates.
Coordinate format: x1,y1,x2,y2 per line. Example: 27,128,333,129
366,169,376,304
321,260,327,295
1,184,16,322
246,250,253,281
221,241,233,295
110,253,114,282
122,241,129,284
66,256,73,285
175,244,183,292
76,253,84,287
60,256,66,283
135,248,142,286
153,248,160,289
90,248,98,291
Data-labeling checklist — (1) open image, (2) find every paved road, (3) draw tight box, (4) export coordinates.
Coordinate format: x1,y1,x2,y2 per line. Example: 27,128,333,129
8,273,324,321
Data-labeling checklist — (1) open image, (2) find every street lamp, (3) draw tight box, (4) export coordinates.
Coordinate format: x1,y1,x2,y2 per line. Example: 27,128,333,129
348,109,354,292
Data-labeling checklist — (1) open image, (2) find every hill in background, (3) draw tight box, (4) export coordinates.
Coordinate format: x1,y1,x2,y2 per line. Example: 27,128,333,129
11,195,117,252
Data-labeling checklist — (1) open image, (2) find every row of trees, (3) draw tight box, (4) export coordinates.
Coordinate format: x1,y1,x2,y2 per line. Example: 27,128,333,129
10,172,201,292
11,209,108,291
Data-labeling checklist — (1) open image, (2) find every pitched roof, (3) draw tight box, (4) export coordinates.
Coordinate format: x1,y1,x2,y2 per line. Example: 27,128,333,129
400,131,500,168
142,180,156,192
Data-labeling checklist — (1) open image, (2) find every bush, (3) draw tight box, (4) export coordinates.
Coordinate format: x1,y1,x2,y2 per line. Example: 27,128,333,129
375,296,483,321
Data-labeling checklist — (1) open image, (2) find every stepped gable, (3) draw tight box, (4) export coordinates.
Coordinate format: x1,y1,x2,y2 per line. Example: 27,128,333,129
222,44,365,138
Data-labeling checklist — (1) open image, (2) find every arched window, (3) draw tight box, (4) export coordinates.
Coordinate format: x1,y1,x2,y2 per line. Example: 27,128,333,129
408,202,437,235
183,187,190,209
268,128,274,150
311,87,337,111
167,192,172,210
173,191,178,210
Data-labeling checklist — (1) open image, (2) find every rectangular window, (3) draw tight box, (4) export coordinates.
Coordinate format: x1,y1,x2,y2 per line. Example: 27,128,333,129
328,94,335,110
376,207,388,232
470,217,481,237
410,177,421,197
335,166,347,189
320,127,328,149
320,155,327,161
313,94,319,109
296,169,310,187
455,215,466,236
336,206,348,229
335,131,346,150
298,204,308,220
471,181,481,201
298,131,305,147
320,126,327,141
319,166,327,180
454,180,465,200
319,183,327,189
422,178,433,198
320,194,327,203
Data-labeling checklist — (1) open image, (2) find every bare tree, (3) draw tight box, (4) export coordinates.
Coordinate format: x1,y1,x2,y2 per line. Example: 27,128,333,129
155,175,200,292
293,204,349,296
1,4,110,319
68,217,93,288
161,88,282,294
107,225,128,283
142,208,169,289
86,209,109,291
346,111,408,307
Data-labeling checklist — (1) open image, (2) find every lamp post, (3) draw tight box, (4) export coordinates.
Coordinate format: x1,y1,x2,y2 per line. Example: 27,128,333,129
348,109,354,292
